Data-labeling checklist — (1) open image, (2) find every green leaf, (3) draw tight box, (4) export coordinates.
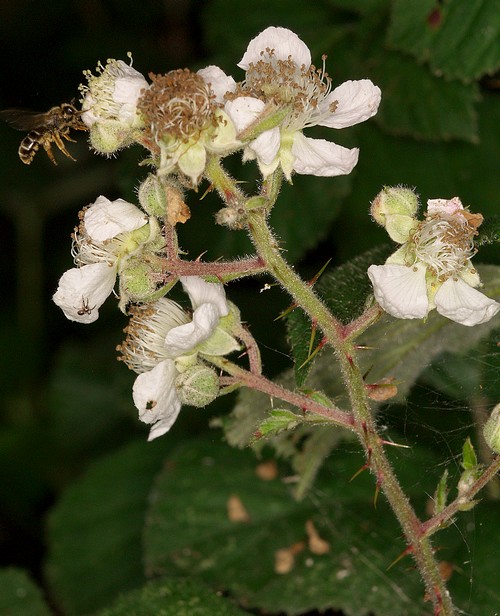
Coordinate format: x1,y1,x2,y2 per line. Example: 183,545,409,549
373,49,479,142
143,435,439,616
45,439,167,615
433,470,449,515
95,577,248,616
387,0,500,82
0,568,51,616
255,409,303,439
461,437,478,470
286,245,393,386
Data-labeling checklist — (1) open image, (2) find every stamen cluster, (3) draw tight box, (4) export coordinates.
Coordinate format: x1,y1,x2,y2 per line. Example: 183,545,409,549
412,212,478,280
138,70,218,144
118,299,189,373
233,50,334,132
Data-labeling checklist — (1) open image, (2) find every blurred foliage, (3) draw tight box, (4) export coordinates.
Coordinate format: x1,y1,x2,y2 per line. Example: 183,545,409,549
0,0,498,614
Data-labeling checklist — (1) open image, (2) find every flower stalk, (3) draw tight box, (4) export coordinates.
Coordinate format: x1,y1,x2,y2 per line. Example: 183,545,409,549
245,201,457,615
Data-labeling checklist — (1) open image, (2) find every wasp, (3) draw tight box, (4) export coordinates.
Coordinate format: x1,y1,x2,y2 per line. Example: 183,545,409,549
0,102,87,165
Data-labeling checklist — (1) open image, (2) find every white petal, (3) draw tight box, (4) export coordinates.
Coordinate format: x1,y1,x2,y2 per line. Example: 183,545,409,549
113,72,148,105
181,276,229,315
165,303,220,356
319,80,381,129
132,360,182,440
198,66,237,103
225,98,281,167
367,263,429,319
291,133,359,177
84,196,148,241
224,96,266,132
250,128,281,166
435,278,500,326
52,262,117,323
238,27,311,70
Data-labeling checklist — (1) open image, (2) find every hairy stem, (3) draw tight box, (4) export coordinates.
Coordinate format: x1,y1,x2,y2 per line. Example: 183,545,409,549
247,206,456,615
207,356,354,429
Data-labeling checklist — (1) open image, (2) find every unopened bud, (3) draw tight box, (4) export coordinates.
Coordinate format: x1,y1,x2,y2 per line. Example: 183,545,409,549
120,257,159,303
371,186,419,243
138,174,168,217
483,403,500,454
175,365,219,407
88,121,135,154
215,206,246,229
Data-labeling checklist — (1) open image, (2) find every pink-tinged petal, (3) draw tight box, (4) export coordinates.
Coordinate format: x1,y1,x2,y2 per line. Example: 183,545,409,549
319,80,381,129
224,96,266,132
132,360,182,440
367,263,429,319
435,278,500,326
165,303,220,356
181,276,229,315
84,196,148,241
291,133,359,177
197,65,237,103
52,262,117,323
238,27,311,70
427,197,464,217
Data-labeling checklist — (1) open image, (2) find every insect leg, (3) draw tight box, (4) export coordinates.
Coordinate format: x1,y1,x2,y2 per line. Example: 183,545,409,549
52,132,77,162
42,138,58,165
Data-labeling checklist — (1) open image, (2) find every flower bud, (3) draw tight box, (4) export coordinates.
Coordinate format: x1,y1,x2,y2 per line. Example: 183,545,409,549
119,257,160,303
175,365,219,407
370,186,419,243
215,206,246,229
483,403,500,454
88,121,135,154
139,175,190,223
138,174,168,217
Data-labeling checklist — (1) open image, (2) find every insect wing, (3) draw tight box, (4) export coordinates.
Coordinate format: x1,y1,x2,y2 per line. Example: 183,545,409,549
0,108,49,131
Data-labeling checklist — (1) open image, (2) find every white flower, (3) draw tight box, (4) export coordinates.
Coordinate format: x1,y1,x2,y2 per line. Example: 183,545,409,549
80,58,148,153
119,277,239,440
137,69,240,185
52,196,152,323
224,26,381,179
368,197,500,326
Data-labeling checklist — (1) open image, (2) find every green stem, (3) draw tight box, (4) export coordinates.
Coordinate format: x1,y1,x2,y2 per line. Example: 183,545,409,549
247,206,456,615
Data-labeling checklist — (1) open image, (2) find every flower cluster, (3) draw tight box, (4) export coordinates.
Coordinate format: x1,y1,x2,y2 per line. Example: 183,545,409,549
60,26,382,437
79,27,380,184
368,190,499,326
53,28,497,446
53,191,242,438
